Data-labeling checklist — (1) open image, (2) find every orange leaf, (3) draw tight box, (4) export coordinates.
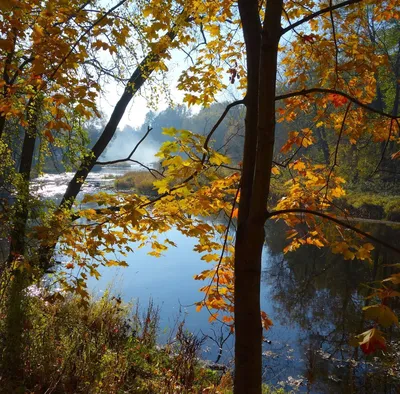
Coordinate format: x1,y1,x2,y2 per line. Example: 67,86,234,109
44,130,55,143
327,93,348,107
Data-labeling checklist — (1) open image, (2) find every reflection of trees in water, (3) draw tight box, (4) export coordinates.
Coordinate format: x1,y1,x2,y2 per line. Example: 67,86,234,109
263,221,400,393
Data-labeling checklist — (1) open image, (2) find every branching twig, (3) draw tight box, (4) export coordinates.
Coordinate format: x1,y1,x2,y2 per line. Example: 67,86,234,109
49,0,130,80
71,100,245,220
276,88,400,119
321,102,351,198
96,126,153,165
266,208,400,255
281,0,363,36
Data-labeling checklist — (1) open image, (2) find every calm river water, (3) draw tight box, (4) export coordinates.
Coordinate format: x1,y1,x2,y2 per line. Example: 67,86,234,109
35,167,400,393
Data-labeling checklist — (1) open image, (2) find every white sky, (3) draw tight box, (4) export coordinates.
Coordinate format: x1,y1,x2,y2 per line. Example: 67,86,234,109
96,48,194,129
96,47,241,130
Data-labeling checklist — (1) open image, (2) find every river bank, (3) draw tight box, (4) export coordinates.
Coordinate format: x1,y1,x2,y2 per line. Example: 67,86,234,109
0,285,288,394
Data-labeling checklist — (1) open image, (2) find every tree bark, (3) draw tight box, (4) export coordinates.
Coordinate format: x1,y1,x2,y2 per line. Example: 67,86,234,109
234,1,282,394
8,96,40,261
234,1,261,390
0,115,6,140
315,125,331,165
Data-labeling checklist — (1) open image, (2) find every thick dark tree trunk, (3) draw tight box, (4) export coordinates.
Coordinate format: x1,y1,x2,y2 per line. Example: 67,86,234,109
0,115,6,140
234,1,282,394
234,1,261,392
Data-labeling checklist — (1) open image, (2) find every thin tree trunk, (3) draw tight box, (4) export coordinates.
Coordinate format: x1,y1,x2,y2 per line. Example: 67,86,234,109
60,29,178,210
234,1,282,394
4,95,41,379
8,96,40,260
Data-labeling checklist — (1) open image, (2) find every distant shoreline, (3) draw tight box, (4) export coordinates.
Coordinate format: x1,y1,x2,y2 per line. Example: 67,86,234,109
336,216,400,225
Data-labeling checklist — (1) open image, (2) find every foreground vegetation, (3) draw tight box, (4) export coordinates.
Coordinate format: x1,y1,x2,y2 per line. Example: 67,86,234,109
341,193,400,221
0,288,230,393
0,286,288,394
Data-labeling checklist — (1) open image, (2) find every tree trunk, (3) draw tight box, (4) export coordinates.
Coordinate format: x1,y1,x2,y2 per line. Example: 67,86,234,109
8,96,40,260
0,115,6,140
315,125,330,165
4,95,41,379
60,29,178,210
234,1,282,394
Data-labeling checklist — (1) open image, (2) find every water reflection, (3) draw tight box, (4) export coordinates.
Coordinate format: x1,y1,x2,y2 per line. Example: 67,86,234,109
262,221,400,392
30,164,142,200
26,168,400,391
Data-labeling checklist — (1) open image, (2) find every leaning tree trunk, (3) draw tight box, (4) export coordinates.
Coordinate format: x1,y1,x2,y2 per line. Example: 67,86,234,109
234,1,282,394
39,28,179,269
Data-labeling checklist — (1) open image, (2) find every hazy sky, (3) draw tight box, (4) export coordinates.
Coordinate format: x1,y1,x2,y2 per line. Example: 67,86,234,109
96,46,241,130
96,48,193,129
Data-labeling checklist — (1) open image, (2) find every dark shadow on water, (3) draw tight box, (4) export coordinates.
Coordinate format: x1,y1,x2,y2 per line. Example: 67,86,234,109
262,220,400,393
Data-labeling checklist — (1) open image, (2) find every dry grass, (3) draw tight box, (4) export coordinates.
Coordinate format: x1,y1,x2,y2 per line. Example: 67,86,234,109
115,170,161,196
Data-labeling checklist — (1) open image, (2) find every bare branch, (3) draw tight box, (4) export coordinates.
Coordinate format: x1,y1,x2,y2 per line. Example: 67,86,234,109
329,0,339,81
321,102,351,198
202,99,245,163
49,0,130,81
281,0,363,36
266,208,400,255
53,0,93,27
276,88,400,119
215,187,239,293
95,126,165,178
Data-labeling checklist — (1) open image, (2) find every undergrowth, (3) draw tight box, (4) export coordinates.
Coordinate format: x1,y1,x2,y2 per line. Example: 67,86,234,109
0,288,234,393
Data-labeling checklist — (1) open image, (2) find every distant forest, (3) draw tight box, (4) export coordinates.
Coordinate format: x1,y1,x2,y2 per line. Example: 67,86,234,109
26,94,399,194
96,101,400,194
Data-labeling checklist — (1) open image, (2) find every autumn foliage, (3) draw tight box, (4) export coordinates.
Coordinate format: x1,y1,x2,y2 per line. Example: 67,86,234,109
0,0,400,392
